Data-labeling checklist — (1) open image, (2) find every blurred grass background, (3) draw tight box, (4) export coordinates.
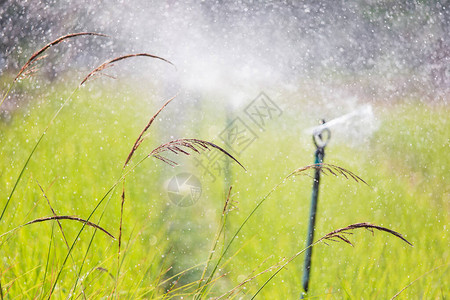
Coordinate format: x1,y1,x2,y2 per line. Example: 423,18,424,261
0,79,448,298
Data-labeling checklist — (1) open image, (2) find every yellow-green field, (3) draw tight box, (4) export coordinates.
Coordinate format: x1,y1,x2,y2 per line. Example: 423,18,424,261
0,81,448,298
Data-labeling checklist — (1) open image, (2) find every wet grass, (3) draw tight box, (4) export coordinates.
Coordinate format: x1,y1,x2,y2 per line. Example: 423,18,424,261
0,83,448,298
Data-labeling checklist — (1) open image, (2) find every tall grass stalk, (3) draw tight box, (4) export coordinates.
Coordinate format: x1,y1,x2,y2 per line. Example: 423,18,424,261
118,93,177,267
198,186,234,287
390,263,448,299
40,222,55,298
70,191,117,299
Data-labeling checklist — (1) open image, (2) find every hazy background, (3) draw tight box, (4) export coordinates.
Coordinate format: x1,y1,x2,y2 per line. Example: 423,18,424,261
1,0,449,102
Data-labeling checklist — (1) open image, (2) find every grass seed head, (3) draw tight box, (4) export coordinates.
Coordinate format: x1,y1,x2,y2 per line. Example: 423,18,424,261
318,222,413,246
15,32,108,81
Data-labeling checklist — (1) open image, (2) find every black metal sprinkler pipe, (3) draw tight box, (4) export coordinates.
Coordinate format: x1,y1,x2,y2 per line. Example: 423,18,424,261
301,121,330,298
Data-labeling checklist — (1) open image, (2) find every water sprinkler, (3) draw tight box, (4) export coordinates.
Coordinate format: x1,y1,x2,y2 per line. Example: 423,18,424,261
304,104,374,137
301,119,330,298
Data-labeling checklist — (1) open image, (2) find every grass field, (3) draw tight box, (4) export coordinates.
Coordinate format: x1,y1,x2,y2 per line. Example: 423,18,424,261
0,78,448,298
